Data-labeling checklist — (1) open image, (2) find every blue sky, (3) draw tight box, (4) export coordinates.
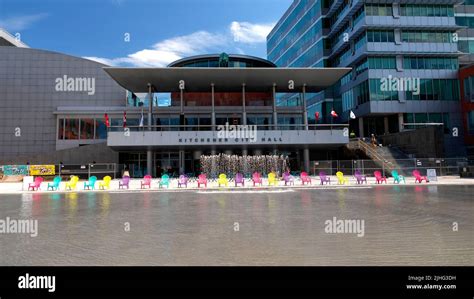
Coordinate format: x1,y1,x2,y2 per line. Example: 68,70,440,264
0,0,292,66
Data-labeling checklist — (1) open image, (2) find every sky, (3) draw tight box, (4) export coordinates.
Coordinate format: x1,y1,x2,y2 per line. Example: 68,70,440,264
0,0,292,66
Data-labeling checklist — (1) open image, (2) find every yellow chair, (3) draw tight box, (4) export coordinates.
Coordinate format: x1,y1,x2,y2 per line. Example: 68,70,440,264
65,176,79,190
268,172,278,186
336,171,348,185
99,176,112,190
218,174,228,187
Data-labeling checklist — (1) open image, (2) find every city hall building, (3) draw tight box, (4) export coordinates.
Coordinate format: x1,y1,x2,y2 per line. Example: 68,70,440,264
0,29,350,177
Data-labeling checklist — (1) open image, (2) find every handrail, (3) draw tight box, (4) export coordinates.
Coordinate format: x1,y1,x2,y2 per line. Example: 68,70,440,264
107,124,349,129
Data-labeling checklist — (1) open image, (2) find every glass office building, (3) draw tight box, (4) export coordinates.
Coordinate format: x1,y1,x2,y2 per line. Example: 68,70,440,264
268,0,466,157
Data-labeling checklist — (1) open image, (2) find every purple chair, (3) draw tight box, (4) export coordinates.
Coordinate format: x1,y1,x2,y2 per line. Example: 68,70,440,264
178,175,188,188
319,172,331,185
235,173,245,187
119,176,130,189
354,170,367,184
283,172,294,186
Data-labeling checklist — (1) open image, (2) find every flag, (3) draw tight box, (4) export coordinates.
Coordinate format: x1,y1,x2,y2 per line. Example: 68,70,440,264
123,111,127,128
331,109,338,118
315,112,320,122
139,109,144,127
104,113,110,128
350,110,356,119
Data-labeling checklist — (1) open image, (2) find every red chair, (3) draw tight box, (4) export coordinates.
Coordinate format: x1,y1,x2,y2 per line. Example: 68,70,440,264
374,171,387,184
300,172,311,185
197,174,207,188
252,172,263,186
141,175,152,189
413,170,429,183
28,177,44,191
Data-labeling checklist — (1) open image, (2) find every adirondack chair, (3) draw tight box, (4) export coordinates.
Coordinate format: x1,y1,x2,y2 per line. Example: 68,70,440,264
354,170,367,184
141,175,152,189
84,176,97,190
159,174,170,188
391,170,405,184
268,172,278,186
336,171,348,185
197,174,207,188
413,170,429,183
252,172,263,186
283,172,294,186
374,171,387,184
235,173,245,187
28,177,44,191
119,176,130,189
99,176,112,190
47,176,61,191
65,176,79,190
319,171,331,185
178,175,188,188
218,174,229,187
300,171,311,185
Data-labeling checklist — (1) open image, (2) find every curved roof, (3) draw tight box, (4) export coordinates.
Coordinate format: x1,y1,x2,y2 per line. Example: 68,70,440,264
168,53,276,68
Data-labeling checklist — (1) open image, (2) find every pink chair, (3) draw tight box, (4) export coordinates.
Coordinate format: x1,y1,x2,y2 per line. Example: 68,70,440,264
235,173,245,187
28,177,44,191
252,172,263,186
374,171,387,184
300,172,311,185
141,175,152,189
197,174,207,188
178,175,188,188
413,170,429,183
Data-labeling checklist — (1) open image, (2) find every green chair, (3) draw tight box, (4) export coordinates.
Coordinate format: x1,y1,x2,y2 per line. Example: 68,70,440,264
47,176,62,191
391,170,406,184
159,174,170,188
84,176,97,190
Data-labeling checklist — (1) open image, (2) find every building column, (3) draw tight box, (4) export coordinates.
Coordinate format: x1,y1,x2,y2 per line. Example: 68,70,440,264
384,116,389,134
211,83,216,131
179,150,185,174
242,149,248,156
242,83,247,125
272,83,278,129
147,150,153,176
302,84,308,130
303,147,310,173
147,83,153,176
398,113,404,132
358,117,364,138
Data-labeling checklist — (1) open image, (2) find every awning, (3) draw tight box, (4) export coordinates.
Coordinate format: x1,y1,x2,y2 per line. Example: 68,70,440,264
103,67,351,93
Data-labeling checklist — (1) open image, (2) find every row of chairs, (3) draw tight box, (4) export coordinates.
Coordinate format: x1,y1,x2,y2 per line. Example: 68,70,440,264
27,170,429,191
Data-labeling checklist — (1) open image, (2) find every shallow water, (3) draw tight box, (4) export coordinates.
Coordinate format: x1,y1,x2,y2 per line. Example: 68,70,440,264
0,185,472,266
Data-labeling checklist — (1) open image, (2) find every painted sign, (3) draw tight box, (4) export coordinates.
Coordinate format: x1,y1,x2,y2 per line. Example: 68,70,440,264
427,169,438,182
29,165,55,176
2,165,29,176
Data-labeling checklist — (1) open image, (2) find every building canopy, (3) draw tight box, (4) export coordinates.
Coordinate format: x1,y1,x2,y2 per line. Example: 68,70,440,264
103,67,351,93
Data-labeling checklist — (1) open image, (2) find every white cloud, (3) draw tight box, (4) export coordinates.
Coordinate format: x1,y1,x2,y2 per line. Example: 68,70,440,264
84,21,275,67
0,13,49,31
230,21,275,44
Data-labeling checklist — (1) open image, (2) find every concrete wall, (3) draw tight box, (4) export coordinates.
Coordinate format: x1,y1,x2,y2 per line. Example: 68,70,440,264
379,127,444,158
0,142,119,165
0,47,125,163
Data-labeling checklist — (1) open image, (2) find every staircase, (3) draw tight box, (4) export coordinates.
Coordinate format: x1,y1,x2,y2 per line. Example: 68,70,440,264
348,139,415,175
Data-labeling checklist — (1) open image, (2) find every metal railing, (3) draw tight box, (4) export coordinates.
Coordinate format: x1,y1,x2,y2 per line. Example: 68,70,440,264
312,158,469,177
107,124,349,132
